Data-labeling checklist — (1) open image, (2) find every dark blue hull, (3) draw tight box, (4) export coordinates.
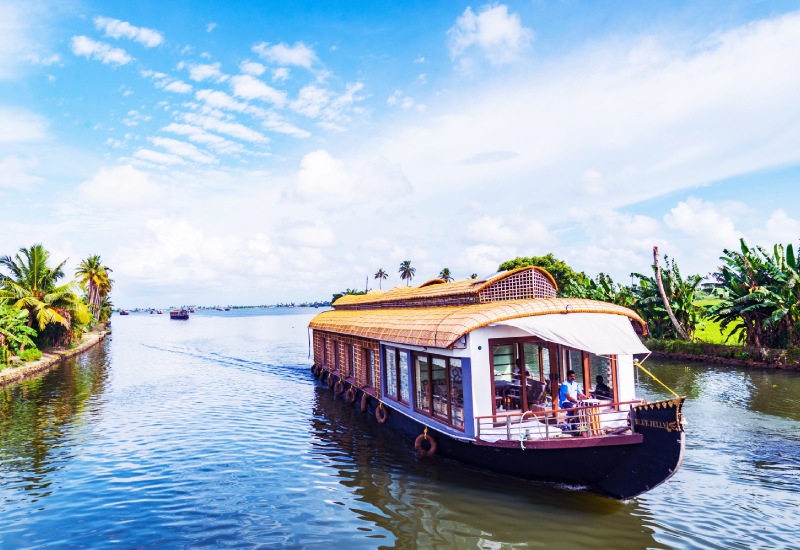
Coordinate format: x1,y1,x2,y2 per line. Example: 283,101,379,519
315,368,685,500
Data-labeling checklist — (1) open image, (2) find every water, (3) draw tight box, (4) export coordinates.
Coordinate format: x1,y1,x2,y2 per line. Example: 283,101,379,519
1,308,799,548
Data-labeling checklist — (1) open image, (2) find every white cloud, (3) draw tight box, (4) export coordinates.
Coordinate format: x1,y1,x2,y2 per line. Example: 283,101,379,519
182,61,228,82
387,90,424,111
182,112,269,143
0,108,48,142
664,197,743,251
24,53,60,66
133,148,185,166
285,222,336,248
206,22,217,33
753,209,800,248
290,82,364,123
253,41,317,68
71,35,133,65
293,149,351,202
150,136,216,164
272,67,289,82
78,164,164,205
163,80,192,93
123,109,151,126
196,89,250,112
229,74,287,106
240,61,265,75
466,215,552,247
94,16,164,48
448,4,533,66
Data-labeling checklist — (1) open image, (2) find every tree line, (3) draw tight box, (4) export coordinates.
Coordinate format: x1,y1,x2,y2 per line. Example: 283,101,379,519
337,241,799,353
0,244,113,364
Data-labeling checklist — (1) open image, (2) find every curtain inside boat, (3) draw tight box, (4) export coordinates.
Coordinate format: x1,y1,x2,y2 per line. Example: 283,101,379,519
494,313,649,355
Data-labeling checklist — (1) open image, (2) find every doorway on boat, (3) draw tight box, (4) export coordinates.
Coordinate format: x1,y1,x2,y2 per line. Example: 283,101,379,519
560,349,617,406
490,340,551,414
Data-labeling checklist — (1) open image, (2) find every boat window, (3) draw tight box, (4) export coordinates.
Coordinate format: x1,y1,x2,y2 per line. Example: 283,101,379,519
334,341,341,372
322,338,328,367
492,344,516,384
399,352,410,403
364,348,374,388
412,352,464,431
385,347,397,399
589,353,612,400
415,354,431,411
568,349,584,390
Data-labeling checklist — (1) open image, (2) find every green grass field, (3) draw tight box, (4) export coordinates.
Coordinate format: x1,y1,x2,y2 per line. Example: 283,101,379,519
693,297,742,345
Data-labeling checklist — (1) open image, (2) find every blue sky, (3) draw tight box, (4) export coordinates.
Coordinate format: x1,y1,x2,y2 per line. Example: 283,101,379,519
2,1,799,307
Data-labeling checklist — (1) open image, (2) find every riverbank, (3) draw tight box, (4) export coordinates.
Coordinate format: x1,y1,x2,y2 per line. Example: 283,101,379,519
646,338,800,371
0,323,111,388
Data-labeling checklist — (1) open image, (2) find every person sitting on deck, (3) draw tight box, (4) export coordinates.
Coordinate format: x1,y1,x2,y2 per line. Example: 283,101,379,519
593,375,612,399
559,370,587,430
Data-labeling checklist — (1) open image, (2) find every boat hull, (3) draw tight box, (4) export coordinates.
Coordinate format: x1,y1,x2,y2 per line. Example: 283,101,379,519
317,370,685,500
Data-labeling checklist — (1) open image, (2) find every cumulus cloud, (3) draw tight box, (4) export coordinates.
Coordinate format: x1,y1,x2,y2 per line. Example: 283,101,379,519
78,164,164,205
272,67,289,82
181,61,228,82
162,80,192,93
448,4,533,66
229,74,287,106
253,41,317,68
0,156,44,189
94,16,164,48
387,90,424,111
664,197,743,251
753,209,800,248
71,35,133,65
240,61,266,75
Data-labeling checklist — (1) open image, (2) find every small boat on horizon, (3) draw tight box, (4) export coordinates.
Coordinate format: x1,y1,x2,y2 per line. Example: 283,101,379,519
308,266,686,500
170,309,189,320
119,310,130,315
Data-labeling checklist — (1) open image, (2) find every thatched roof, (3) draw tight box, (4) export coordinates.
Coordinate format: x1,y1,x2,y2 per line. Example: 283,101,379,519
333,267,558,310
309,298,647,349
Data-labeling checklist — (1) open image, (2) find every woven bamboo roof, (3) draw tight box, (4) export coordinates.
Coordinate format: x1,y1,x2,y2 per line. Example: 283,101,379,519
333,267,558,309
309,298,647,349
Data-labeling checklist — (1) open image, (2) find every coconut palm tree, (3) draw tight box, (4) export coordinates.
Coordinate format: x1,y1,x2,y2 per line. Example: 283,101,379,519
76,255,113,322
0,244,90,349
398,260,416,286
439,268,454,282
374,268,388,290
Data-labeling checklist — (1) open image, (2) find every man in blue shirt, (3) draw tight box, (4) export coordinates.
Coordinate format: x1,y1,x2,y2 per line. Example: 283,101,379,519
559,370,587,431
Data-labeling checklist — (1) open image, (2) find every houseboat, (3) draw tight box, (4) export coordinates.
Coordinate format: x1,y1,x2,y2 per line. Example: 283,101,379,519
308,266,686,500
170,308,190,320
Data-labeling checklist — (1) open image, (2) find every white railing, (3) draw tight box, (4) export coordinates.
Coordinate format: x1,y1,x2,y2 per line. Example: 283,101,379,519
475,400,644,442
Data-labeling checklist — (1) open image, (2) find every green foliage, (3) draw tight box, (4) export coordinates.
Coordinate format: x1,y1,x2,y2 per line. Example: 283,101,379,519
563,272,635,306
20,347,42,362
398,260,415,286
331,288,367,303
373,268,388,290
498,253,586,292
0,304,37,353
438,267,453,282
76,254,113,324
632,255,703,340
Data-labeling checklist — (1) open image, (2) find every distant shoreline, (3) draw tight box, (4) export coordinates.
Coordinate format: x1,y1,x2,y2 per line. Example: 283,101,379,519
0,323,111,388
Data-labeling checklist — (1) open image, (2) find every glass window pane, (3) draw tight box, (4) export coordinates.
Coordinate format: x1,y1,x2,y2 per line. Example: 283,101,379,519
399,351,409,403
589,353,612,399
385,347,397,398
449,358,464,429
415,353,430,412
432,357,447,419
493,344,515,383
365,349,374,387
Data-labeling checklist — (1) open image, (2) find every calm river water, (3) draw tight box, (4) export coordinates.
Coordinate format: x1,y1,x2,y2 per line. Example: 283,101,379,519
1,308,799,549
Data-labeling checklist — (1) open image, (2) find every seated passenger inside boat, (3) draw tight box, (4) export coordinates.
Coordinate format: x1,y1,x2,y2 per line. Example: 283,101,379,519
559,370,588,428
593,375,612,399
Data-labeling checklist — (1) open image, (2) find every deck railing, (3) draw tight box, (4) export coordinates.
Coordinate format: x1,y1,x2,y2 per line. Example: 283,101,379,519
475,400,645,442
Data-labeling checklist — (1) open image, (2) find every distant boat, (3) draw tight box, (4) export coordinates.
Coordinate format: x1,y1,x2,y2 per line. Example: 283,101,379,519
170,309,189,320
224,307,231,311
157,310,163,314
216,307,224,311
119,310,130,315
189,308,196,313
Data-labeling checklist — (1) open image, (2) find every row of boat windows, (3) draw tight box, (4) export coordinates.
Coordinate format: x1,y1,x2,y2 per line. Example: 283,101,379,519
322,339,376,387
385,347,465,430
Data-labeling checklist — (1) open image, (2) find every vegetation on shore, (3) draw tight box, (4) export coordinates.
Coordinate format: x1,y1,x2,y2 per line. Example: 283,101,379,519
0,244,113,369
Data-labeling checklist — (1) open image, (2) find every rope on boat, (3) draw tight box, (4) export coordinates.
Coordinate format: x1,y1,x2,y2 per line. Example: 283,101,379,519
634,360,679,398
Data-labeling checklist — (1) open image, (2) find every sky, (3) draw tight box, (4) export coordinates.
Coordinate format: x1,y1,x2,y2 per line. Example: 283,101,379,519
2,0,800,308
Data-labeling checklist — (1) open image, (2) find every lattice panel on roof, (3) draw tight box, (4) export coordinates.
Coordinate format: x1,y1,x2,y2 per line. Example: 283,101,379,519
478,268,556,302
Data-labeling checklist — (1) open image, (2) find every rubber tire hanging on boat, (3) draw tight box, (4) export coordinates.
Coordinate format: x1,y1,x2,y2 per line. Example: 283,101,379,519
360,391,369,413
334,379,345,395
375,403,388,424
312,365,321,378
327,372,335,388
414,433,437,458
345,386,357,403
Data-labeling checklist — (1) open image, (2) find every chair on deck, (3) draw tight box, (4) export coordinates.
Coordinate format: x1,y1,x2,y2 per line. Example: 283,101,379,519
526,380,546,407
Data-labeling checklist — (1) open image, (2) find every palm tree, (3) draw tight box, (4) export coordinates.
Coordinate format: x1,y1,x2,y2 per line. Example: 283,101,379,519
470,273,478,279
439,268,454,282
374,268,388,290
76,255,113,322
0,244,90,349
398,260,416,286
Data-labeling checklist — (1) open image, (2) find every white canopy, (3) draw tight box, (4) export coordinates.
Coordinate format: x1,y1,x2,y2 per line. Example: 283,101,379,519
493,312,649,355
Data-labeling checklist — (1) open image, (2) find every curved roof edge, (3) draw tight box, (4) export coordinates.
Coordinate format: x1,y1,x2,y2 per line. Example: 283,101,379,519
310,298,647,349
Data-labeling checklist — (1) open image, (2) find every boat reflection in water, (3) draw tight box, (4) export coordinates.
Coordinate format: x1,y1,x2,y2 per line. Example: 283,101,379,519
309,385,665,548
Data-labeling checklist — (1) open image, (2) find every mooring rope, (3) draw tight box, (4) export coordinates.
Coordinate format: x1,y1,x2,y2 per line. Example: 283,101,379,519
634,360,680,398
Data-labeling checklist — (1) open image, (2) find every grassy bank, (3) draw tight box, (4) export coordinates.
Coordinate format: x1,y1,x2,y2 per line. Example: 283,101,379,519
645,338,800,370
